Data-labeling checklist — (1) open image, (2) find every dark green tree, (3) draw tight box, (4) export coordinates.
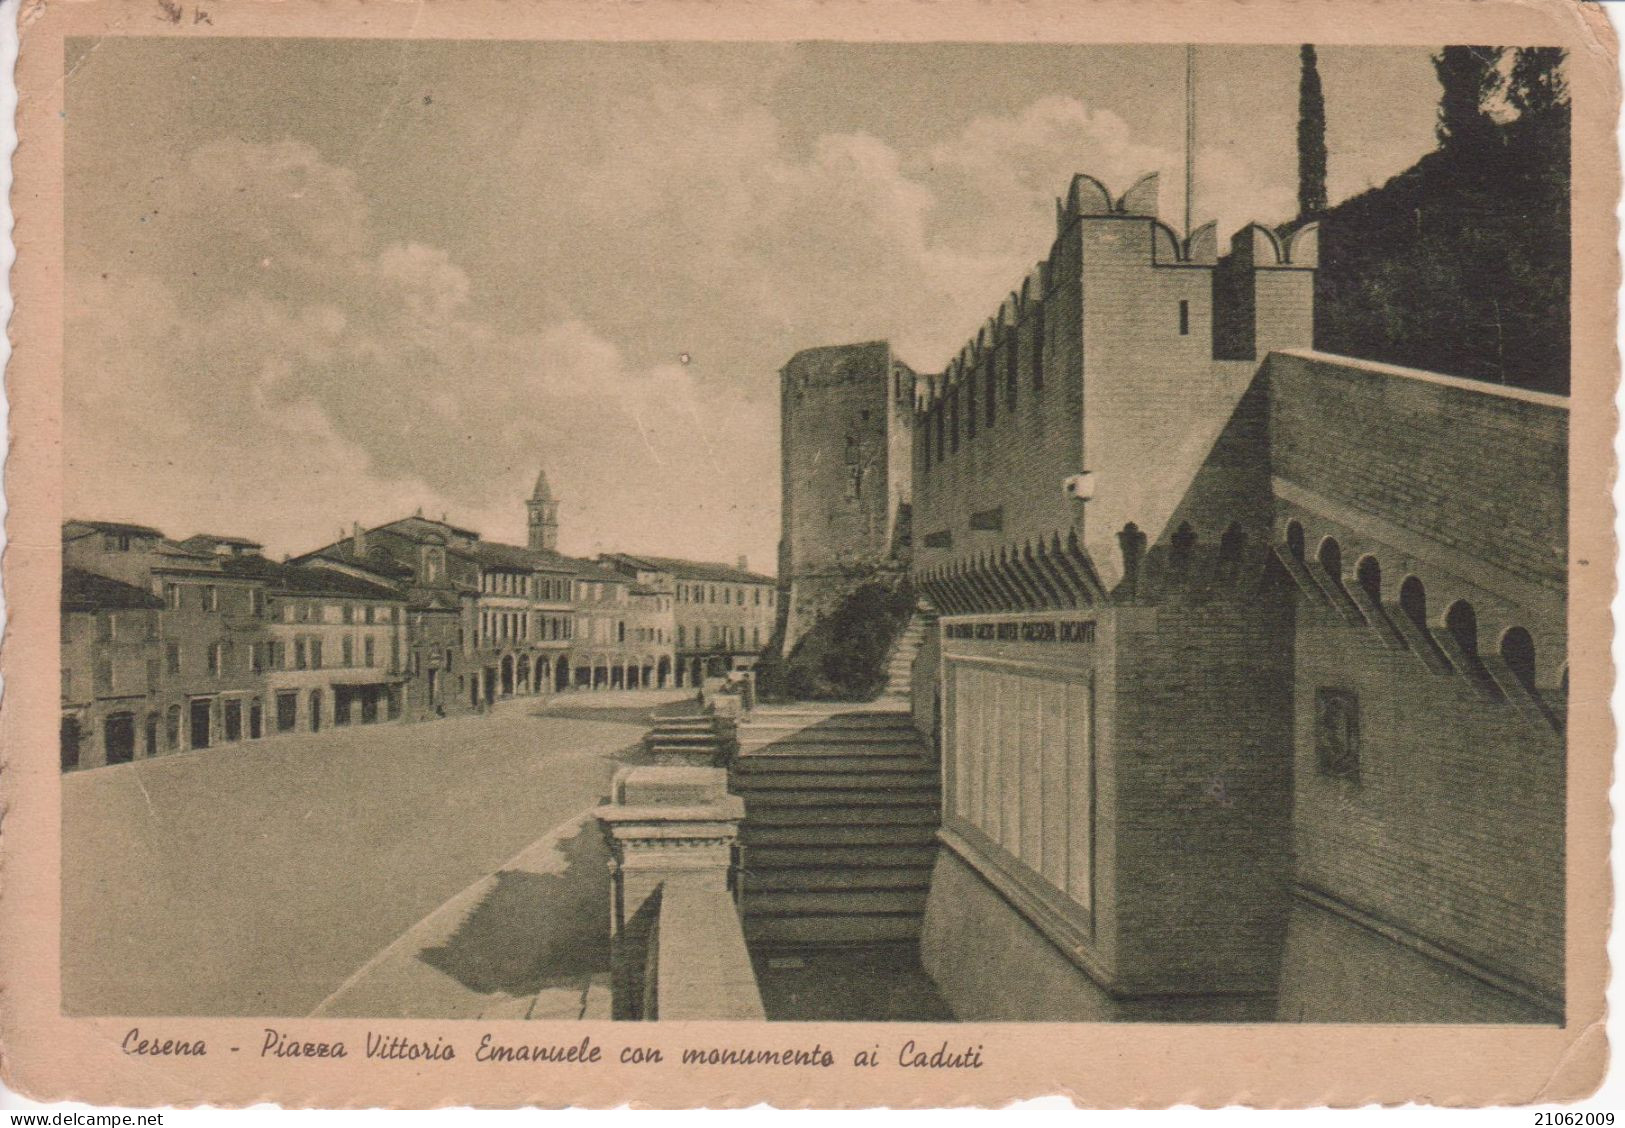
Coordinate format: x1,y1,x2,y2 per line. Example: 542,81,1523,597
1432,45,1503,147
1297,45,1328,220
1507,46,1568,120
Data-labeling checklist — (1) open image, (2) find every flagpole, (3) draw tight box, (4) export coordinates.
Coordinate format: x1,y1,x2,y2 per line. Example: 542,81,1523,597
1185,44,1195,238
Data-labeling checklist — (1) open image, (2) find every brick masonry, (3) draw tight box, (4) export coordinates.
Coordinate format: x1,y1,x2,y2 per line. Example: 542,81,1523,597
900,170,1567,1022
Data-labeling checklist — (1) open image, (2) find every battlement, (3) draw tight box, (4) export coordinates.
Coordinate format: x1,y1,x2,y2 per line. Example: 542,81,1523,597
915,171,1317,411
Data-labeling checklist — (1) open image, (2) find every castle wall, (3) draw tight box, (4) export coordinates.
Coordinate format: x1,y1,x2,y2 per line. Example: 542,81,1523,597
899,172,1567,1025
911,250,1082,580
1264,349,1568,1021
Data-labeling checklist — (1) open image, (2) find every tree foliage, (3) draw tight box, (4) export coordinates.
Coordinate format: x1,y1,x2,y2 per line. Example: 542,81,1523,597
1314,46,1569,395
1297,45,1328,221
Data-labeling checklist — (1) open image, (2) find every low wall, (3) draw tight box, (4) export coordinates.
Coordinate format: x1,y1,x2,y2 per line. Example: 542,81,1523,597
649,884,766,1021
920,848,1271,1023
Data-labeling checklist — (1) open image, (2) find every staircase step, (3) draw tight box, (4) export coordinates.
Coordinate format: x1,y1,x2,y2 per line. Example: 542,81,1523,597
744,913,922,946
737,786,938,808
745,804,938,827
732,770,938,791
739,747,927,763
733,754,928,774
746,710,912,725
743,824,940,848
746,888,930,916
744,866,934,892
738,730,922,747
745,844,938,869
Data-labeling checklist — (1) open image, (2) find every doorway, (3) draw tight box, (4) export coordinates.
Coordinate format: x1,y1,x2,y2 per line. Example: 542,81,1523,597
223,698,243,742
104,712,136,765
309,689,323,732
190,699,212,749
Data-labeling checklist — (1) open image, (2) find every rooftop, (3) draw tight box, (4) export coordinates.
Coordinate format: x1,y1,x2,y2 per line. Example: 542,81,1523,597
61,567,165,613
604,552,775,586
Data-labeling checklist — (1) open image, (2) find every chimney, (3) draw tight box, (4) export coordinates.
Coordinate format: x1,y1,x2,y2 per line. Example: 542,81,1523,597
352,522,367,557
737,554,749,571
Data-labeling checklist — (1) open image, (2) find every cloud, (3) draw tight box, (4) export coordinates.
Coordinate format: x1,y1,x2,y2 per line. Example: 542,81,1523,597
67,87,1306,569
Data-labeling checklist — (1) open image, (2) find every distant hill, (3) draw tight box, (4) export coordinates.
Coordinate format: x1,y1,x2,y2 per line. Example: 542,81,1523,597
1313,107,1569,395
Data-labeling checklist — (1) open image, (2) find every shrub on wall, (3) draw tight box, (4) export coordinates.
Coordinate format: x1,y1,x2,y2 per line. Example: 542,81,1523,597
758,579,915,703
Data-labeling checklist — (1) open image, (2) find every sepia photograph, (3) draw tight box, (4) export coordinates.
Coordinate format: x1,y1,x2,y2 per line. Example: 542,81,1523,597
2,0,1614,1109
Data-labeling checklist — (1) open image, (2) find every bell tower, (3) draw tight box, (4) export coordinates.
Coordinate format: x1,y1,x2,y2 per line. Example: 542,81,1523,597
527,467,560,551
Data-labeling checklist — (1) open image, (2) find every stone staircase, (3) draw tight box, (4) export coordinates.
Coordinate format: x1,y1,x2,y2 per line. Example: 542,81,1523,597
643,713,732,766
881,612,929,703
731,705,939,946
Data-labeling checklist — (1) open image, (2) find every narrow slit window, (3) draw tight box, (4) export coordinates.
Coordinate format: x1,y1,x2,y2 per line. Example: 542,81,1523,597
1179,300,1190,336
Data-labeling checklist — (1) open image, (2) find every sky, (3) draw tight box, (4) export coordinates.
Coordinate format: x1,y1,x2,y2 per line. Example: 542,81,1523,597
64,41,1443,573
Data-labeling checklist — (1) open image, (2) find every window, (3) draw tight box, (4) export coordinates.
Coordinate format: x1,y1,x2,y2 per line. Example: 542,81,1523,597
365,637,376,667
1444,600,1479,659
295,639,308,670
97,613,115,642
365,605,376,625
1398,576,1427,632
1179,300,1190,335
343,604,355,624
251,589,265,618
202,586,218,612
617,621,626,643
678,625,686,646
207,642,222,676
311,640,323,670
165,583,181,610
1314,688,1360,780
166,705,182,748
62,666,74,699
146,613,160,640
342,636,355,666
251,644,264,673
166,641,181,675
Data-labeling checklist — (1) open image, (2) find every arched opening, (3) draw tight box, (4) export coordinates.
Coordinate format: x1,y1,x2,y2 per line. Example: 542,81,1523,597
1317,537,1344,590
555,656,570,692
1399,575,1427,631
1218,522,1245,568
1444,599,1479,658
1500,627,1537,691
536,656,550,693
1286,520,1306,562
1170,522,1197,572
657,655,671,688
1356,555,1382,604
248,697,263,740
500,655,515,696
517,658,531,694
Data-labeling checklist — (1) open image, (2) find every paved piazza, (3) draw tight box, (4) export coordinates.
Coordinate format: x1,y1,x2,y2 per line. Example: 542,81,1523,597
62,689,690,1017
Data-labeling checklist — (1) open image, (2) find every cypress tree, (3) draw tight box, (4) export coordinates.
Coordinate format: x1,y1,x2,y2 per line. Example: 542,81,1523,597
1297,45,1328,220
1432,46,1503,148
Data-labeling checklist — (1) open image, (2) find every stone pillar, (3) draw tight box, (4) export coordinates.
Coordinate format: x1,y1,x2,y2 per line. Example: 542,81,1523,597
594,766,746,1019
595,766,745,937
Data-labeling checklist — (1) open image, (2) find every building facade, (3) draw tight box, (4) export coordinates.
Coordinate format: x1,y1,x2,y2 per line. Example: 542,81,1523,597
776,341,916,651
600,553,776,686
60,567,165,770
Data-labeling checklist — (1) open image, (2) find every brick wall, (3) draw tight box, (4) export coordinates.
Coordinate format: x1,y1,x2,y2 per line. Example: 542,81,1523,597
1268,350,1568,597
1108,591,1296,995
